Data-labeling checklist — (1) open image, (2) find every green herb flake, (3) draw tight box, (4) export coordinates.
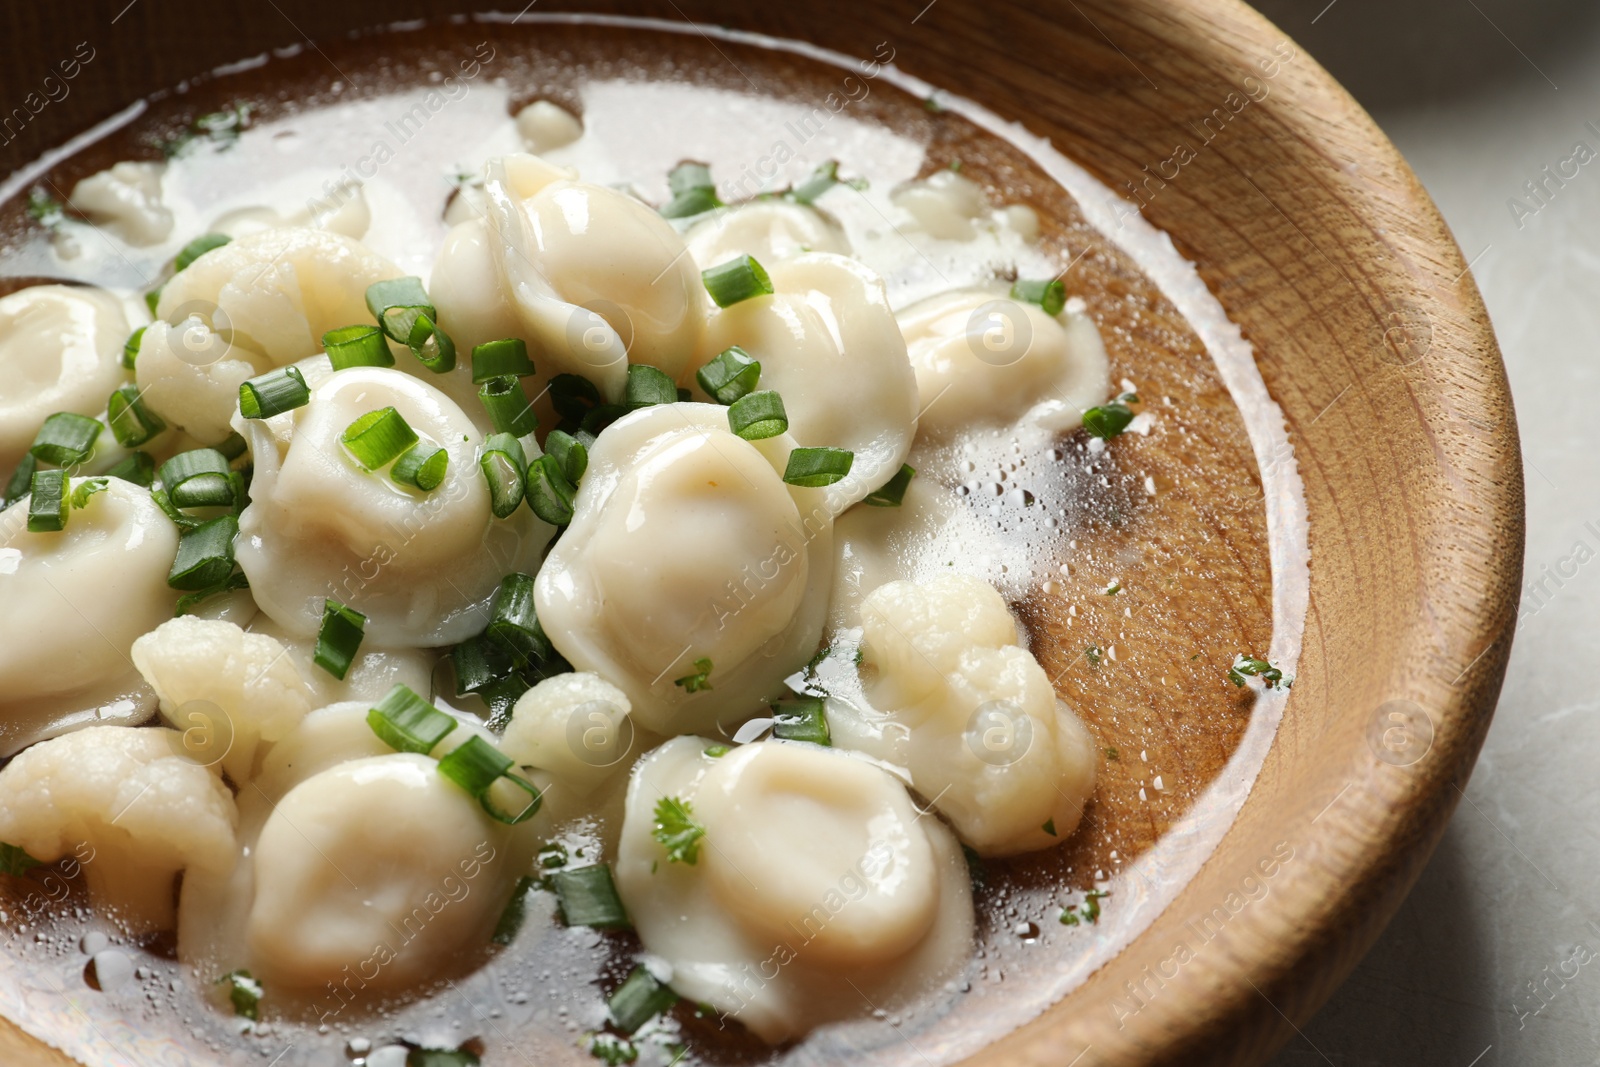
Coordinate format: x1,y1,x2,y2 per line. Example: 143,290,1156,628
1228,653,1286,689
218,969,263,1021
651,796,705,866
673,656,713,694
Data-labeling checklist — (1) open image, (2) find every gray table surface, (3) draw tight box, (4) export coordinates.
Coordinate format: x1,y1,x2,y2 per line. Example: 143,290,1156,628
1245,1,1600,1064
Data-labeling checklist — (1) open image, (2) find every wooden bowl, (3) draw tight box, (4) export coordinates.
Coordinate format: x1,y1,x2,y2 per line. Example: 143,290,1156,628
0,1,1521,1064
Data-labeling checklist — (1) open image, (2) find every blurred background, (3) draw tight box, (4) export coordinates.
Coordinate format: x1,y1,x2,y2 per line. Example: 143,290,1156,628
1251,1,1600,1063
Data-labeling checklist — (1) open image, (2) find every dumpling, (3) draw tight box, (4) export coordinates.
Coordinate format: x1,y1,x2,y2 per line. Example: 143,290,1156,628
829,575,1097,856
139,228,401,442
692,252,918,510
684,201,849,271
613,738,973,1043
67,161,174,246
896,286,1110,438
247,613,435,713
534,403,832,737
0,479,177,757
0,725,237,931
0,285,131,472
514,100,583,154
235,366,555,646
473,153,704,394
130,617,317,783
245,753,524,991
890,169,1038,243
827,474,976,629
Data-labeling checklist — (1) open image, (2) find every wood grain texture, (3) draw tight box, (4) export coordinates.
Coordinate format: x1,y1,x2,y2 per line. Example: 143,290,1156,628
0,1,1522,1065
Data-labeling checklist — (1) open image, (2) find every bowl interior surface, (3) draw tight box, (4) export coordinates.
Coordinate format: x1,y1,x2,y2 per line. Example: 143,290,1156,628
0,2,1521,1065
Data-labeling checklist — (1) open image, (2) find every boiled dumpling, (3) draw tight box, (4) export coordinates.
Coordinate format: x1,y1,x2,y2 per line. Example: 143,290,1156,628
684,201,849,271
235,366,555,646
896,286,1110,438
0,285,131,472
245,752,524,991
476,153,704,394
130,617,317,783
692,252,917,510
139,228,401,442
501,672,637,797
830,575,1097,856
0,479,177,757
248,613,435,712
514,100,583,154
67,161,174,246
535,403,832,737
0,725,237,930
613,738,973,1043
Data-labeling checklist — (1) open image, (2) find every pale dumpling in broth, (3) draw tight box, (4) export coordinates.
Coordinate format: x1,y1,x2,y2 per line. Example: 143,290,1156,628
234,366,555,647
692,252,918,511
683,200,850,271
614,738,974,1044
0,285,131,472
896,286,1110,438
535,402,833,737
245,752,523,992
138,227,401,443
0,479,177,758
474,153,705,395
67,161,174,246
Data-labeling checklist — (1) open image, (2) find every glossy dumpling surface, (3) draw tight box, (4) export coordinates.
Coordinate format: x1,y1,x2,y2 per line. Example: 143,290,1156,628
684,201,850,272
535,403,832,736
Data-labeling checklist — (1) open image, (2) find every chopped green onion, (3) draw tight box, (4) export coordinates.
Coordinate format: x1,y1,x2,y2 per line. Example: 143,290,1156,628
341,407,419,470
322,324,394,370
0,843,42,876
551,865,631,930
238,366,310,420
314,599,367,680
406,312,457,373
1043,818,1058,837
366,683,458,754
106,384,168,447
144,288,162,316
492,875,539,945
159,449,234,509
526,454,576,527
660,160,723,219
216,432,249,461
652,796,705,865
864,463,915,507
167,515,238,590
30,412,103,467
727,390,788,440
487,573,552,668
538,841,570,869
673,656,713,694
695,345,761,404
217,969,261,1022
1010,277,1066,317
69,478,109,509
579,403,629,437
702,254,774,308
771,695,831,746
407,1049,480,1067
26,469,67,532
704,743,731,758
789,159,862,204
4,453,38,509
586,1034,637,1066
365,276,436,343
1082,401,1134,439
479,673,531,730
608,965,680,1035
783,446,854,487
478,376,537,437
549,373,602,425
471,338,535,383
543,430,587,484
437,735,542,824
449,633,513,696
391,441,449,492
174,233,232,272
479,432,527,518
105,451,155,488
121,326,146,370
624,364,677,410
174,571,249,617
